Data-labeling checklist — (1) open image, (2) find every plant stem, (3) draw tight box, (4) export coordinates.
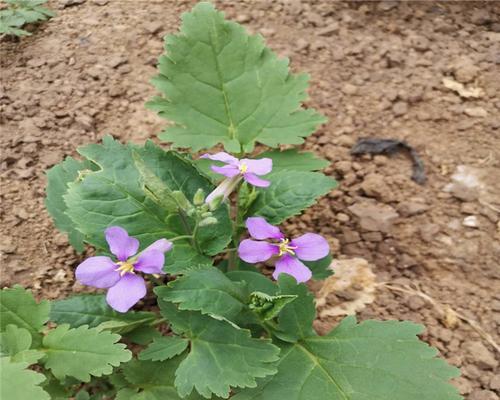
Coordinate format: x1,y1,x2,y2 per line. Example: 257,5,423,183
228,190,241,271
169,235,193,242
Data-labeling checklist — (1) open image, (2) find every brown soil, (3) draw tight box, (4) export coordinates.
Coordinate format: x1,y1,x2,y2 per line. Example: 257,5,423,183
1,1,499,398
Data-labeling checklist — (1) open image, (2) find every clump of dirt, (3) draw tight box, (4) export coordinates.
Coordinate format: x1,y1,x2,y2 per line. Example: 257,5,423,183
1,1,499,397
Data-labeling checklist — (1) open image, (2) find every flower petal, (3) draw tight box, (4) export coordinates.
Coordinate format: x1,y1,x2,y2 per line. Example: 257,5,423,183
238,239,279,263
143,238,173,254
200,152,238,165
241,158,272,176
291,233,330,261
245,217,284,240
105,226,139,261
211,165,240,178
205,176,241,204
75,256,121,289
272,255,312,283
106,274,146,313
243,173,270,187
134,250,165,274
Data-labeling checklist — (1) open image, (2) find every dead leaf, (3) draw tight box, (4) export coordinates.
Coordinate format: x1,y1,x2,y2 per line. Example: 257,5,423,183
316,258,376,317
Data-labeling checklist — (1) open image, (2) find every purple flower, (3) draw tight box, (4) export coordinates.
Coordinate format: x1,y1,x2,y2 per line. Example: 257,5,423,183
238,217,329,283
201,152,272,203
75,226,172,313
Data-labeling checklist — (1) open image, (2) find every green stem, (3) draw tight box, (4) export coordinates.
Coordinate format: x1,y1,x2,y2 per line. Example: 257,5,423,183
169,235,193,242
228,190,241,271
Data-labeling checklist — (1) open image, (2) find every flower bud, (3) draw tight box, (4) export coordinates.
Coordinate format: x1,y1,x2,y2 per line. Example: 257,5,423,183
193,188,205,206
199,216,218,227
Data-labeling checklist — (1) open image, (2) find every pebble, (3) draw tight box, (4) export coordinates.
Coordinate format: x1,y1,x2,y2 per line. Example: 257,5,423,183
397,201,430,217
317,22,340,37
348,201,399,233
419,223,440,242
462,215,479,228
489,375,500,391
407,294,426,310
392,101,408,116
464,107,488,118
462,341,498,370
468,390,498,400
341,83,358,95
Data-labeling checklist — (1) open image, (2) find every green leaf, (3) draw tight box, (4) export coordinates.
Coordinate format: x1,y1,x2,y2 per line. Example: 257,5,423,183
227,271,277,295
0,286,50,347
0,325,44,364
158,301,280,399
45,157,95,252
248,292,297,321
139,336,189,361
123,325,162,345
275,275,316,342
165,243,213,275
246,170,337,224
50,294,156,333
148,2,325,153
155,267,246,319
259,149,329,172
233,317,462,400
42,324,132,382
303,253,333,280
0,358,50,400
118,358,206,400
64,137,231,257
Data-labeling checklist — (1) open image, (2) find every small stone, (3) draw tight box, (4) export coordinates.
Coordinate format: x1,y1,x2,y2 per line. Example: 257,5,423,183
361,232,383,242
468,390,498,400
398,253,417,269
407,295,426,311
60,0,86,7
360,174,391,201
348,201,399,233
341,229,361,244
75,114,94,131
419,223,440,242
93,0,108,5
489,375,500,391
145,21,163,34
464,107,488,118
334,161,352,175
392,101,408,116
470,9,493,26
236,14,251,23
107,56,128,69
296,38,309,52
377,1,398,11
336,135,356,147
462,341,498,370
462,215,479,228
341,83,358,95
336,213,350,223
397,201,429,217
0,237,17,254
317,22,339,37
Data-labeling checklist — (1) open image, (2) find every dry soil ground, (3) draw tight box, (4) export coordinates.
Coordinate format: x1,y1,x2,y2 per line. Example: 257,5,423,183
1,1,499,398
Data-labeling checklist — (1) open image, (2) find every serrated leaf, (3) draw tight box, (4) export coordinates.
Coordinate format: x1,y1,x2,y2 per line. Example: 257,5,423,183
246,170,337,224
275,275,316,342
258,149,329,172
139,336,189,361
50,294,156,333
155,267,246,319
227,271,277,295
165,243,213,275
158,300,280,399
148,2,325,153
42,324,132,382
303,253,333,280
45,156,95,252
0,325,44,364
0,358,50,400
0,286,50,347
248,292,297,321
234,317,462,400
118,358,205,400
64,137,231,257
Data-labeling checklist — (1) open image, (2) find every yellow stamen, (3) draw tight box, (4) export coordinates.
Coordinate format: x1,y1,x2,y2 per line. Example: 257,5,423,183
278,238,297,257
239,163,248,174
115,261,135,276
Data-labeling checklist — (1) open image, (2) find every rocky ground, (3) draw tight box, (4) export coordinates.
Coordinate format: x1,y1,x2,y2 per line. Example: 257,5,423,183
1,1,499,398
